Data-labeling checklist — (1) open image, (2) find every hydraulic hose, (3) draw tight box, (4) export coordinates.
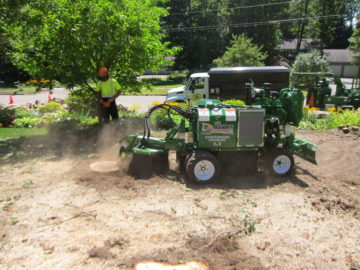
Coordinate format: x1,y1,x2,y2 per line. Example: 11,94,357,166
142,103,193,142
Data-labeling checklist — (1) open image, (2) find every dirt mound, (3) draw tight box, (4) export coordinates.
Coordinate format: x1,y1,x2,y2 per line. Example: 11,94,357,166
311,197,357,213
296,130,360,183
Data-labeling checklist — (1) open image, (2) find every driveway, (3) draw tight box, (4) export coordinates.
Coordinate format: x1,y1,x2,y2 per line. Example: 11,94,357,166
0,88,166,112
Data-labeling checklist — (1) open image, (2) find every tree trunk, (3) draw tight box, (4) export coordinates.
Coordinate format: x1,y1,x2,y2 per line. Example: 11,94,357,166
296,0,310,53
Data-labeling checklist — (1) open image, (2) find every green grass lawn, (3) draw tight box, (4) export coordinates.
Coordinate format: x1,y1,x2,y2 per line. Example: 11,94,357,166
0,86,38,94
140,83,183,95
0,128,48,141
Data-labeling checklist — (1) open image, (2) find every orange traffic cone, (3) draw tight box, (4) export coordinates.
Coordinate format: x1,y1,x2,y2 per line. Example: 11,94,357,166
309,93,315,107
48,94,52,102
9,95,14,104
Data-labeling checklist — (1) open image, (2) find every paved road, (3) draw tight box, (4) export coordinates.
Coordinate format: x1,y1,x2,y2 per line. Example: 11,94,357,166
0,88,166,112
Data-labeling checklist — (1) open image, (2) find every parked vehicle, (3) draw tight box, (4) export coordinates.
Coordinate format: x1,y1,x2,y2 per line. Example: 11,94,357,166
166,66,290,103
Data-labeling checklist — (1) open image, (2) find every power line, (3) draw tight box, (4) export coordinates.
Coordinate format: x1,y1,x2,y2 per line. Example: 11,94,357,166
169,0,296,16
165,14,343,32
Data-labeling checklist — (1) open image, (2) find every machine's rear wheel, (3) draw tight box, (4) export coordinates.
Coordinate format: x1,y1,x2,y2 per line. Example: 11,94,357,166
264,148,294,177
186,151,220,184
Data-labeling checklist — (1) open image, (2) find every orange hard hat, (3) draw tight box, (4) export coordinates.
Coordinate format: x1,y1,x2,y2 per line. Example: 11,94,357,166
98,67,108,75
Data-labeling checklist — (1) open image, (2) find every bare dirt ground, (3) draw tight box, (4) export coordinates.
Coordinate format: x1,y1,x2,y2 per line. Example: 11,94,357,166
0,129,359,270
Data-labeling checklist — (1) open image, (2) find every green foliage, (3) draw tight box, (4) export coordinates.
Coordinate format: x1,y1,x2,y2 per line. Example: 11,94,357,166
292,50,330,72
152,108,177,130
151,102,190,130
306,0,356,49
163,0,231,70
15,108,32,118
0,108,15,126
22,180,35,189
47,111,99,133
244,214,257,234
5,0,179,92
287,0,356,50
168,70,189,83
164,0,282,69
219,189,236,200
291,50,330,87
299,109,360,130
65,88,98,116
213,34,267,67
38,102,63,114
349,15,360,66
12,108,98,128
222,99,246,106
2,202,13,211
12,116,43,128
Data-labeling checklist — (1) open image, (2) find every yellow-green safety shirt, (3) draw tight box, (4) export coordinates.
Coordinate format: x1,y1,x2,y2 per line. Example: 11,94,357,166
95,78,121,98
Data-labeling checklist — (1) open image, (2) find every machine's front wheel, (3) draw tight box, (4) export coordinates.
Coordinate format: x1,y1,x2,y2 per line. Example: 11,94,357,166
264,148,294,177
186,151,220,184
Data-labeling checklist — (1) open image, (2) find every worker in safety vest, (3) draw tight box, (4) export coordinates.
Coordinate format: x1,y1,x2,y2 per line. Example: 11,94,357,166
95,67,122,122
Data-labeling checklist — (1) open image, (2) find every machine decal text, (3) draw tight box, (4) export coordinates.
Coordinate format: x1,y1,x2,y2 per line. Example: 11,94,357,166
204,136,230,142
202,123,233,134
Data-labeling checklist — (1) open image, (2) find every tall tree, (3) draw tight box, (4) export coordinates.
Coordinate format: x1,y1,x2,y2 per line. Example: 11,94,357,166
228,0,284,65
0,0,30,83
163,0,231,71
213,34,267,67
163,0,286,70
5,0,178,92
288,0,311,53
307,0,357,51
349,14,360,67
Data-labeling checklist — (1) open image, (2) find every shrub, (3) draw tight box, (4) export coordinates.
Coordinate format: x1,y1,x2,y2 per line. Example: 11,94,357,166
222,99,246,106
298,108,360,130
47,111,99,132
152,108,176,129
12,116,43,128
65,88,98,116
15,108,33,118
291,50,330,87
38,102,63,113
0,108,16,127
151,102,190,130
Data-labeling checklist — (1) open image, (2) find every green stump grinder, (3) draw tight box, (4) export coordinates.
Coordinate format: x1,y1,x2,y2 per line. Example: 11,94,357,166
119,86,317,184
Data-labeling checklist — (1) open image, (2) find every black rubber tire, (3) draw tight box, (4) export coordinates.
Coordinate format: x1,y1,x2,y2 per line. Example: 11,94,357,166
264,148,294,177
185,150,220,184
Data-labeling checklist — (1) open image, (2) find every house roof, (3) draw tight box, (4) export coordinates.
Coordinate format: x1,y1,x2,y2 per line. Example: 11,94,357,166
209,66,290,74
323,49,353,63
